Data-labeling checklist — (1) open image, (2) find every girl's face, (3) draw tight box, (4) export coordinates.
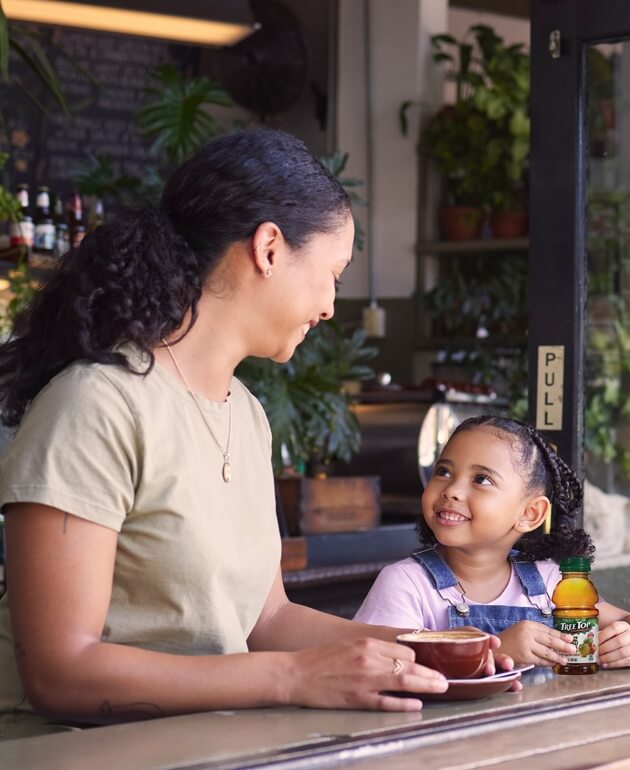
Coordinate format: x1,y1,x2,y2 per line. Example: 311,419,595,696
422,426,538,554
265,216,355,363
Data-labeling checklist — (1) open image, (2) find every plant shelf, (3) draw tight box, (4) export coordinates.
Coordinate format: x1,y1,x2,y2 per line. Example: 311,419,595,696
416,238,529,255
414,335,527,351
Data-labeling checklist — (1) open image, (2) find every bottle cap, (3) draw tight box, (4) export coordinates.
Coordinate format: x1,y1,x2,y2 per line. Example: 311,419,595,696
559,556,591,572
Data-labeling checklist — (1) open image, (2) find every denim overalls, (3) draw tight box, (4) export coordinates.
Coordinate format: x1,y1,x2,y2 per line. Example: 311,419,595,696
410,546,554,635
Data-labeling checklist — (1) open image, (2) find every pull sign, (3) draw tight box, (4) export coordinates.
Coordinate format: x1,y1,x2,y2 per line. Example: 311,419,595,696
536,346,565,430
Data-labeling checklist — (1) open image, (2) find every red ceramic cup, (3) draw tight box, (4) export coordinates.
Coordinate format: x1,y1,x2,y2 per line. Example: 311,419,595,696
396,630,490,679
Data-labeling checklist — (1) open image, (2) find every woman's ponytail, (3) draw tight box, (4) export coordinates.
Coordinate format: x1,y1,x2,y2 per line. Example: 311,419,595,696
0,205,200,426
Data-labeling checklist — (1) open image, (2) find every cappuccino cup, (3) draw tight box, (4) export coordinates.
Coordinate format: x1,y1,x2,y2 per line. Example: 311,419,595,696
396,629,490,679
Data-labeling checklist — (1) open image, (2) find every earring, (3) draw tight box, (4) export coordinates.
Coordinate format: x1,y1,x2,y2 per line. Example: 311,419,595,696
265,268,272,277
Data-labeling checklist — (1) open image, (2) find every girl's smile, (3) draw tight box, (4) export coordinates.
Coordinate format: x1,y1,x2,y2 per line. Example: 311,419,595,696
434,508,471,526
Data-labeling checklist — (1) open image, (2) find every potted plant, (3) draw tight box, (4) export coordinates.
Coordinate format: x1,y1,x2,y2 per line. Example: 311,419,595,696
0,152,22,258
418,100,495,240
584,189,630,488
403,24,531,240
469,25,530,238
402,29,494,240
423,249,529,415
236,321,380,535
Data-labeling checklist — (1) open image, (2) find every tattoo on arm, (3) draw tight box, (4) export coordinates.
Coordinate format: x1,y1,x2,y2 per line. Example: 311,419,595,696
62,513,69,534
99,700,165,721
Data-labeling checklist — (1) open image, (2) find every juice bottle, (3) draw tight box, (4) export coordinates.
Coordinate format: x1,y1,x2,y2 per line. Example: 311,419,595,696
552,556,599,675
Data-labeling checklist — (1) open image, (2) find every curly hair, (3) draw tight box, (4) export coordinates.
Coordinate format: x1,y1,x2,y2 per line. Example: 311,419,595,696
0,128,351,427
417,415,595,562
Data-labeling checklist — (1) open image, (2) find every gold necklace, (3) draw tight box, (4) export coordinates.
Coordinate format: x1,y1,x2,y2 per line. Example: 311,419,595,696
161,339,232,483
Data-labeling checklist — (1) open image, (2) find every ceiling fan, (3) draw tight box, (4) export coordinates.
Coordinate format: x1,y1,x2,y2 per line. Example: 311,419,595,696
213,0,309,119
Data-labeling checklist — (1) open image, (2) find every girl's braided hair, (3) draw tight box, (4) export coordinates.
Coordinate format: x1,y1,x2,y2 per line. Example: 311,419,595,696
417,415,595,561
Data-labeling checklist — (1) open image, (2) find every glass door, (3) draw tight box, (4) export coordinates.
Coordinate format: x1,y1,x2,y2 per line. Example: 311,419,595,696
530,1,630,500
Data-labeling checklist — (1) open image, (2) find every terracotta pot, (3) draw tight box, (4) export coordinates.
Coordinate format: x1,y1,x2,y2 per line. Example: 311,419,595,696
439,206,485,241
489,210,529,239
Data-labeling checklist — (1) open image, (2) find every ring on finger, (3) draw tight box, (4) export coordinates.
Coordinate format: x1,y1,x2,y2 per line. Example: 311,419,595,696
393,658,404,675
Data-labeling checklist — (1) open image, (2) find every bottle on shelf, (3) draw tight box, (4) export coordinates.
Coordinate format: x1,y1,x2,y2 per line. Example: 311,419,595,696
53,196,70,259
552,556,599,675
9,183,34,251
33,186,56,257
68,191,86,248
88,198,104,232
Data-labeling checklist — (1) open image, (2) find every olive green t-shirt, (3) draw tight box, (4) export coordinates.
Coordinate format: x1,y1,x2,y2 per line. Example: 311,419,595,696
0,346,281,739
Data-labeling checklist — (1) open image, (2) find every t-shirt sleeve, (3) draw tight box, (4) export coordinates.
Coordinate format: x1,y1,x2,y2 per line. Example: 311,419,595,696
354,561,427,629
0,366,137,532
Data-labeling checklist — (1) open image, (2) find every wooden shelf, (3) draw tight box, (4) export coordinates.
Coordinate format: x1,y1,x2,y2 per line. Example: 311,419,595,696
416,238,529,255
357,389,434,404
414,335,527,351
0,258,52,284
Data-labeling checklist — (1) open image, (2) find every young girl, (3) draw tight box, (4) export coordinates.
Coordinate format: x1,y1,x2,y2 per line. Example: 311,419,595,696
355,415,630,668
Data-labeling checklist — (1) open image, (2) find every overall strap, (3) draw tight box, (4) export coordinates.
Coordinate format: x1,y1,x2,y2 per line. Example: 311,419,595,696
510,552,548,597
410,547,458,590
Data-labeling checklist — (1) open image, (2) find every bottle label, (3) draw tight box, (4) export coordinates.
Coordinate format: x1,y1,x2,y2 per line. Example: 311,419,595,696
9,219,34,247
554,617,599,664
34,223,56,250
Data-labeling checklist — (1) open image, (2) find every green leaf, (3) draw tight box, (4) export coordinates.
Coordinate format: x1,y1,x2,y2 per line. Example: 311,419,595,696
431,33,458,47
10,33,71,116
236,321,376,474
138,63,234,166
399,100,416,137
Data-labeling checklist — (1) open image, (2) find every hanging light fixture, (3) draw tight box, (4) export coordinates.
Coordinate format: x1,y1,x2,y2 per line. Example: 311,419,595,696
2,0,255,46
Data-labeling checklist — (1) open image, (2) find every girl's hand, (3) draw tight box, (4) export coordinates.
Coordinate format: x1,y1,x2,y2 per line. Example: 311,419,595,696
600,620,630,669
438,626,521,690
479,630,523,691
497,621,576,667
285,637,448,711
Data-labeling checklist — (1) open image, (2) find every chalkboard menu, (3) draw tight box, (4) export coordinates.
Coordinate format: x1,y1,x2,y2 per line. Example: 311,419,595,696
0,25,200,203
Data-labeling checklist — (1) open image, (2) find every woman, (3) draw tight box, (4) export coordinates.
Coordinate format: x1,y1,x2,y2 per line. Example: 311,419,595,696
0,129,504,739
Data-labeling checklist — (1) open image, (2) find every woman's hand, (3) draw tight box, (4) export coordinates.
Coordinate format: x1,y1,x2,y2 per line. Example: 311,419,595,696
600,620,630,668
497,621,576,667
284,637,448,711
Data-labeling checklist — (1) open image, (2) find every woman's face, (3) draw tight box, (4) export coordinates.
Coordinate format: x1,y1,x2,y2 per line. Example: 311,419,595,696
265,215,355,363
421,427,533,554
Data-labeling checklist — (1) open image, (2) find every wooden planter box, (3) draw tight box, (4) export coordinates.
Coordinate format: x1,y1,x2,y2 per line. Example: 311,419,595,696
280,537,307,572
277,476,381,536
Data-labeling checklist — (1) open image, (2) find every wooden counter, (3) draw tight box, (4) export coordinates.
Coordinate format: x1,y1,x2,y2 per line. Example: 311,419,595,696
2,668,630,769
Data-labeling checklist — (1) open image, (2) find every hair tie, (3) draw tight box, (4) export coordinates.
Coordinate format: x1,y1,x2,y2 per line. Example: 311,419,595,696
543,503,552,535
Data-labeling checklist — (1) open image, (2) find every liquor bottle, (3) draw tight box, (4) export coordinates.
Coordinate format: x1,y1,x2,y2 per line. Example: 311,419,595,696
9,183,34,249
33,186,55,256
53,196,70,258
88,198,104,232
69,191,86,248
552,557,599,675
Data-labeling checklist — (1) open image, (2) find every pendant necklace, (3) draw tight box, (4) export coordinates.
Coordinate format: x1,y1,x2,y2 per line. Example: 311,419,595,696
161,339,232,483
